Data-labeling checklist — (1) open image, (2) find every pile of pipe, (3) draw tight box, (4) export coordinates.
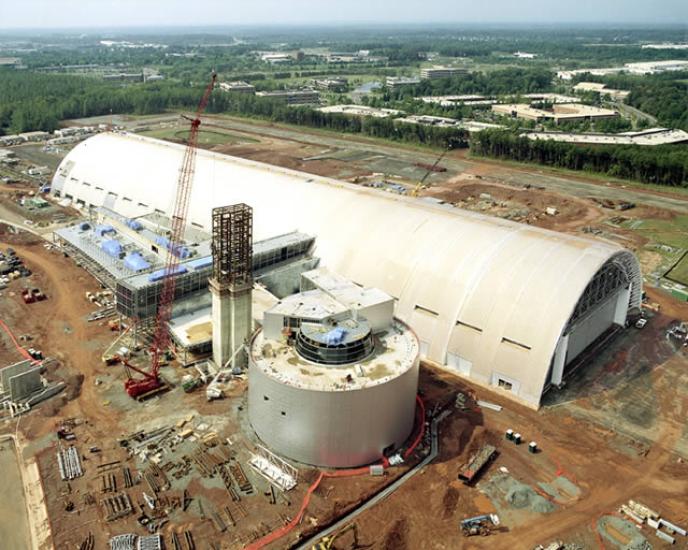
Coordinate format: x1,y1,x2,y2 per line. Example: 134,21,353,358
109,534,136,550
57,446,83,480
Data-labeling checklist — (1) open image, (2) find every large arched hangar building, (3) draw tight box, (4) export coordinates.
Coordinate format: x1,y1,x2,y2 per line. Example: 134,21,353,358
51,133,642,409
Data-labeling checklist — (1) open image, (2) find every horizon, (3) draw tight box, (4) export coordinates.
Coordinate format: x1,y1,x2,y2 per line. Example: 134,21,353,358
1,0,687,30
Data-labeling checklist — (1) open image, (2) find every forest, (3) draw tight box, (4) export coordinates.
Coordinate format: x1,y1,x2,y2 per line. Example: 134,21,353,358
472,129,688,187
0,69,467,149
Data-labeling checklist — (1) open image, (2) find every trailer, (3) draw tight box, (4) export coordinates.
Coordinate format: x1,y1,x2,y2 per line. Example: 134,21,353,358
460,514,500,537
458,444,497,484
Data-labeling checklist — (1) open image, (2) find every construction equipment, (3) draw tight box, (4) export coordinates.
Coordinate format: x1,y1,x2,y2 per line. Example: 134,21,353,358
458,444,497,484
410,145,452,197
312,523,361,550
460,514,500,537
123,72,217,399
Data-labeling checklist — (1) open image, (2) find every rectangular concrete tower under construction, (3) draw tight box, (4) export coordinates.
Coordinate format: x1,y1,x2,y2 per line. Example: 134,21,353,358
210,204,253,369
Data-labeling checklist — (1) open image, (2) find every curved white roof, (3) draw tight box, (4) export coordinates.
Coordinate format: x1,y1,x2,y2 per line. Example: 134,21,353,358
52,132,641,407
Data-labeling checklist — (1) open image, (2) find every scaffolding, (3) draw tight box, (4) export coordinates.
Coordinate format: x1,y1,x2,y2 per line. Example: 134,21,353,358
211,203,253,288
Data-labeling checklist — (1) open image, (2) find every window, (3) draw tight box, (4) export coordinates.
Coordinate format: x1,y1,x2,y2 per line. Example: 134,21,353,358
263,395,269,401
498,378,513,391
414,305,439,317
501,337,531,351
281,411,286,416
456,320,483,333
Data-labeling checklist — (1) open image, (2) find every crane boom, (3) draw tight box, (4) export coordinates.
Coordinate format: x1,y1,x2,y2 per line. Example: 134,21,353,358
125,73,217,398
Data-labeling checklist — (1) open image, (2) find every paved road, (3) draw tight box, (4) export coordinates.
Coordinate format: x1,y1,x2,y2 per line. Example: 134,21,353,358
202,116,688,215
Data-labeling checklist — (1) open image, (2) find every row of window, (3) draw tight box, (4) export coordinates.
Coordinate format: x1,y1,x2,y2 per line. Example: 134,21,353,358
416,304,531,351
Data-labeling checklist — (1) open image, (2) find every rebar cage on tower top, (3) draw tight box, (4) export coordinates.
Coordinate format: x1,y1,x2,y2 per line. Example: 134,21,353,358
211,203,253,287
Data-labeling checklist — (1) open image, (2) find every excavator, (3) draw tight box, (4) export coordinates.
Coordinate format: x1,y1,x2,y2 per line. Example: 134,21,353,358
312,523,369,550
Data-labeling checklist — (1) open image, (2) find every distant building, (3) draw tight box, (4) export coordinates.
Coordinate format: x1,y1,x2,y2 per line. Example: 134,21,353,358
103,72,144,83
19,131,51,142
558,60,688,80
524,128,688,146
513,52,537,59
520,93,579,104
0,57,22,69
420,66,468,80
219,81,256,94
492,103,619,125
313,78,348,92
398,116,504,133
386,76,421,89
641,44,688,50
318,105,402,118
260,53,293,64
419,94,496,107
573,82,630,101
256,89,320,106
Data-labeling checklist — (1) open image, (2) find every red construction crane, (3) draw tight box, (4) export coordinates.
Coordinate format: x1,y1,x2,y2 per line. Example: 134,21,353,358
124,72,217,399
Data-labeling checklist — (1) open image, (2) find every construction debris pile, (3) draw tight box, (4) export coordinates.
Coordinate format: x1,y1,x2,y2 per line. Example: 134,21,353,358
619,499,687,546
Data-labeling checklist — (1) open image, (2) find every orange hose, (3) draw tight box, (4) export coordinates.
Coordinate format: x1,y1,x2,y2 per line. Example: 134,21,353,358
0,319,39,364
244,395,427,550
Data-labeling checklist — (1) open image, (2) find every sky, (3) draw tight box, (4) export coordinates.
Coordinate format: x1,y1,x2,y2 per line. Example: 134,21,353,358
0,0,687,29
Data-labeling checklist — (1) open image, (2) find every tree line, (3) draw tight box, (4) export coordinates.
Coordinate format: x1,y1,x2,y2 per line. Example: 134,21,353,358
387,68,555,99
472,130,688,187
0,69,467,149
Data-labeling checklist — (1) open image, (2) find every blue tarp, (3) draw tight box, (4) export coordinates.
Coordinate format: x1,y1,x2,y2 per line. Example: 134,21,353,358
95,224,115,237
147,265,187,282
126,219,143,231
79,222,90,231
101,239,122,258
123,252,150,272
171,245,191,259
324,328,347,346
155,235,170,249
186,256,212,271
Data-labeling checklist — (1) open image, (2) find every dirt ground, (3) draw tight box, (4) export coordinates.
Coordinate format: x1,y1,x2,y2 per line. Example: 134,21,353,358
2,118,688,549
2,229,687,550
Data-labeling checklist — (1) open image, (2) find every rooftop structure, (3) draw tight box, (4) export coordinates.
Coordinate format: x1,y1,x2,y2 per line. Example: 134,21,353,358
397,115,504,133
256,89,320,106
492,103,619,124
313,78,348,92
318,104,402,118
420,66,468,80
521,93,580,104
558,60,688,80
248,271,418,467
260,53,293,64
419,95,497,107
52,132,642,409
641,43,688,50
386,76,421,89
219,81,256,94
397,115,462,128
524,128,688,146
573,82,631,101
54,206,314,319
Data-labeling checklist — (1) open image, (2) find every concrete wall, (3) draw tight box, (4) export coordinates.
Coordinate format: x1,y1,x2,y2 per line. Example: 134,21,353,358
248,358,419,467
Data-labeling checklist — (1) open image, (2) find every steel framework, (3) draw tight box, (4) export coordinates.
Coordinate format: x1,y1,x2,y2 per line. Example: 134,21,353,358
211,204,253,288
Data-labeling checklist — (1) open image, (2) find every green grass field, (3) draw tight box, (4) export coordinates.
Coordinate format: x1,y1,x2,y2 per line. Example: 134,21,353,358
140,127,257,146
626,215,688,250
666,252,688,286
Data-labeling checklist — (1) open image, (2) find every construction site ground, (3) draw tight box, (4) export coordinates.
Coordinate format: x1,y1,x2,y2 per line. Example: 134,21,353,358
0,225,686,549
1,115,687,549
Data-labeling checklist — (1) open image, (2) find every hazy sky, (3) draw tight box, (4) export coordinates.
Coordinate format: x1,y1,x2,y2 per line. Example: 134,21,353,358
1,0,687,29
